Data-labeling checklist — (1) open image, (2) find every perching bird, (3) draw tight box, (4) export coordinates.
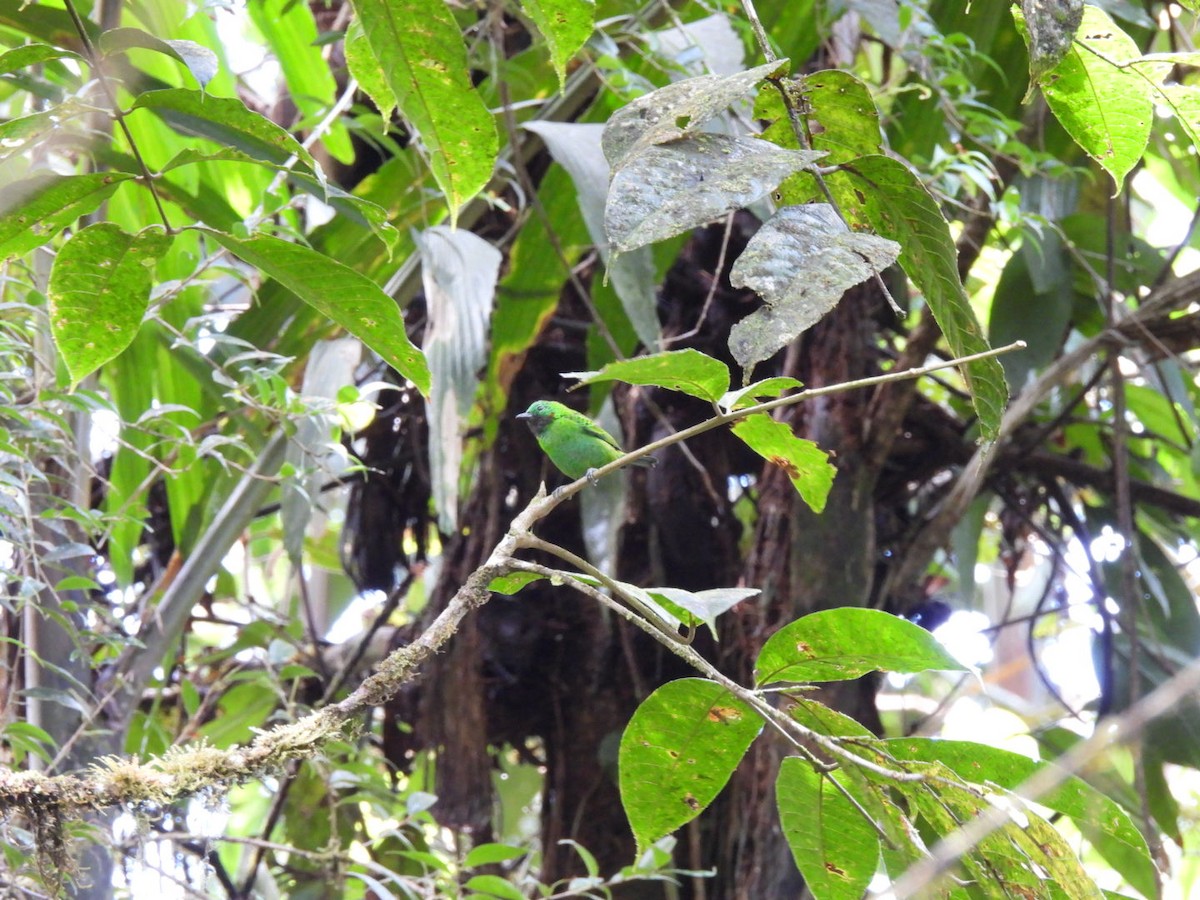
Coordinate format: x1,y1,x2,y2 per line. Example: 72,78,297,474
517,400,657,482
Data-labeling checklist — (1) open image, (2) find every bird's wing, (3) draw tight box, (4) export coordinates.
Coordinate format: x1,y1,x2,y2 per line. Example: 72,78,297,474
580,421,623,452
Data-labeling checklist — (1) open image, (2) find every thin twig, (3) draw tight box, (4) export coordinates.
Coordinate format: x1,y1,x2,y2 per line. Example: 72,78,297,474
63,0,172,231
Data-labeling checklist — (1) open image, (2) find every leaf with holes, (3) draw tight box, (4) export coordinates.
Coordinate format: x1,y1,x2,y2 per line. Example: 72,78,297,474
728,204,899,371
602,60,788,168
756,608,967,686
606,134,823,253
777,759,880,900
620,678,762,854
49,224,173,385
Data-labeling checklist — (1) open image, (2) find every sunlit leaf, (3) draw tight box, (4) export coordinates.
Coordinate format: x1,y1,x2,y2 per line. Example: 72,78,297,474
620,678,762,853
755,608,967,685
350,0,498,223
731,413,835,513
205,230,430,394
565,348,730,402
522,0,595,90
777,759,879,900
49,224,173,385
0,172,134,261
131,89,320,174
1020,5,1152,187
887,738,1156,898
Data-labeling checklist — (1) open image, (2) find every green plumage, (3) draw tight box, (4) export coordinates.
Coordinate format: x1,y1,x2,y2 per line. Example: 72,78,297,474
517,400,656,481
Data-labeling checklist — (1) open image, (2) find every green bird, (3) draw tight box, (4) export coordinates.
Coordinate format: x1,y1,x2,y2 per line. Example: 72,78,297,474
517,400,657,482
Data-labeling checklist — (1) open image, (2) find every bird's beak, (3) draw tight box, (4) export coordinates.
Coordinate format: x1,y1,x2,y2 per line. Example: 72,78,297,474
516,412,531,420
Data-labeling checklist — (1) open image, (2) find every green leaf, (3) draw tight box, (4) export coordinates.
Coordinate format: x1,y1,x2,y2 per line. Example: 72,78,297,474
564,348,730,402
488,571,544,595
832,155,1007,439
759,70,884,165
463,875,525,900
0,43,82,77
345,18,395,121
246,0,352,163
730,413,835,513
350,0,498,224
49,224,173,386
522,0,595,90
158,148,396,248
645,586,759,634
787,697,875,739
0,172,134,261
463,843,528,868
98,27,218,89
619,678,762,854
727,204,900,372
204,230,430,394
605,134,824,253
776,759,880,900
130,89,319,174
885,738,1154,896
755,608,967,686
719,376,803,411
1020,5,1152,187
0,102,87,162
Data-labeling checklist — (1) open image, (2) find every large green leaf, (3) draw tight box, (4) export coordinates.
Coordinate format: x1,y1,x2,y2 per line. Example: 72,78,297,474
130,89,319,173
755,608,967,686
48,224,173,386
0,172,134,261
350,0,498,223
831,155,1007,438
887,738,1156,899
1020,5,1152,187
776,759,879,900
205,230,430,394
619,678,762,853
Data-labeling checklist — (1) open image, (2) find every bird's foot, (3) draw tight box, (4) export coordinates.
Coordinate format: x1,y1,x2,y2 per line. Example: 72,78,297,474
586,468,600,486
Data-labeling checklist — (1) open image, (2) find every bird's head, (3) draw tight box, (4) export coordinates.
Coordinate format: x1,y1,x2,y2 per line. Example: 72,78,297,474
516,399,558,436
